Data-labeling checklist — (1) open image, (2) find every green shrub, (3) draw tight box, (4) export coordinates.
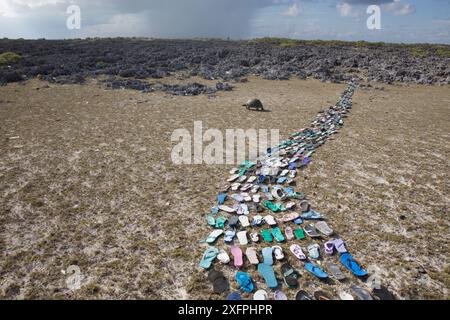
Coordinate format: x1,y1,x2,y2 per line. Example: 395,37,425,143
410,47,428,58
0,52,21,65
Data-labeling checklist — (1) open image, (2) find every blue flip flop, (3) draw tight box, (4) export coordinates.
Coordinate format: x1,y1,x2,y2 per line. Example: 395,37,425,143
235,272,254,293
199,247,219,269
340,253,368,277
301,209,323,220
305,262,328,279
262,247,273,265
227,291,242,300
258,263,278,289
217,193,227,205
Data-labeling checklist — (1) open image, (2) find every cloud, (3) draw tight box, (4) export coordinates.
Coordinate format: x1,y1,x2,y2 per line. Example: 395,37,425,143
336,2,362,18
432,19,450,26
283,2,302,17
382,0,415,16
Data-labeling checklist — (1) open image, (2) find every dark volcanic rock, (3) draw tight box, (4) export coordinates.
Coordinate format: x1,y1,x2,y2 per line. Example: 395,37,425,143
0,38,449,88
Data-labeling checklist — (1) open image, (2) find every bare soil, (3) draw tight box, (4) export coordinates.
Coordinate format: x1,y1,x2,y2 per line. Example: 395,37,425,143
0,77,448,299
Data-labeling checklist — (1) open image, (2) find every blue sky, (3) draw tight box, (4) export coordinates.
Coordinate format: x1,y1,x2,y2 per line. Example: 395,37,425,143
0,0,449,44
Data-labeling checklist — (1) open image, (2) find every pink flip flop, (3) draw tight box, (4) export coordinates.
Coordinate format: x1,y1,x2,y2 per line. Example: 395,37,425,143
231,246,243,268
278,212,300,223
285,226,294,240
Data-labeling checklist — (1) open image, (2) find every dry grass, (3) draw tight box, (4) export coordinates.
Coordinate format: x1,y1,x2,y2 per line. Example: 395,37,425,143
0,77,448,299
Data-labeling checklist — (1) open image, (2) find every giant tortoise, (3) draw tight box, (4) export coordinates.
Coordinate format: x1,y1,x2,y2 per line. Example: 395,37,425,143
242,98,264,111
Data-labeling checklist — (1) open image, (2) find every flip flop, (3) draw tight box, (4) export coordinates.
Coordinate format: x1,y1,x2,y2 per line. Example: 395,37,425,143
262,247,274,265
231,183,240,191
285,226,294,240
285,201,296,209
231,246,243,268
290,244,306,260
237,175,247,183
228,216,239,229
231,194,244,202
280,169,289,177
295,290,312,300
237,231,248,245
240,184,252,192
247,176,257,183
217,193,227,205
305,262,328,279
214,216,227,229
199,246,219,269
261,229,274,243
252,215,264,227
294,228,306,240
217,249,230,264
252,194,261,203
278,212,300,222
254,289,269,300
218,205,236,213
206,215,216,227
229,168,239,174
205,229,224,244
262,200,282,213
227,291,242,300
300,201,310,213
325,262,346,281
333,238,347,253
235,271,254,293
324,241,335,255
338,290,354,300
251,185,260,193
271,227,285,242
272,246,284,260
257,263,278,289
274,290,288,300
372,286,395,300
307,243,320,259
304,224,320,238
277,177,287,184
293,217,303,225
314,290,333,300
238,216,250,228
264,215,277,226
223,224,236,239
208,269,229,293
237,203,249,215
245,247,259,265
340,253,368,277
227,174,240,182
315,221,334,236
281,263,299,288
250,232,259,242
301,209,323,220
350,285,373,300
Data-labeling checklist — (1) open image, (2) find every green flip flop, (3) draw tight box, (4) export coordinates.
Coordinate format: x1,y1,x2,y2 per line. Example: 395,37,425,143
199,246,219,269
206,214,216,227
215,216,227,229
294,228,305,240
263,200,282,213
261,229,274,243
271,227,285,242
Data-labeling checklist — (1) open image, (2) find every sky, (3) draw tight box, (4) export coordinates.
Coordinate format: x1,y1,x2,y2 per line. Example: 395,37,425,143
0,0,449,44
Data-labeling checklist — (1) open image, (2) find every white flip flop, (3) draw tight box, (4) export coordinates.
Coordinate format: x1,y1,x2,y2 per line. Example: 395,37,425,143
237,231,248,245
252,194,261,203
245,247,259,265
272,245,285,260
250,232,259,242
217,249,230,264
218,205,236,213
264,215,277,226
227,174,240,182
239,216,250,227
254,289,268,300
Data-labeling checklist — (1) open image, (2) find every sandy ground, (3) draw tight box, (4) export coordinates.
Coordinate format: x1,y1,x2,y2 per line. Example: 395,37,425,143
0,77,448,299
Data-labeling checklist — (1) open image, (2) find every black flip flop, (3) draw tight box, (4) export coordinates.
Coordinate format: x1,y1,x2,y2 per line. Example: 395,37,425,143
208,269,229,294
281,263,298,288
295,290,312,300
304,224,320,238
372,286,395,300
314,290,333,300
